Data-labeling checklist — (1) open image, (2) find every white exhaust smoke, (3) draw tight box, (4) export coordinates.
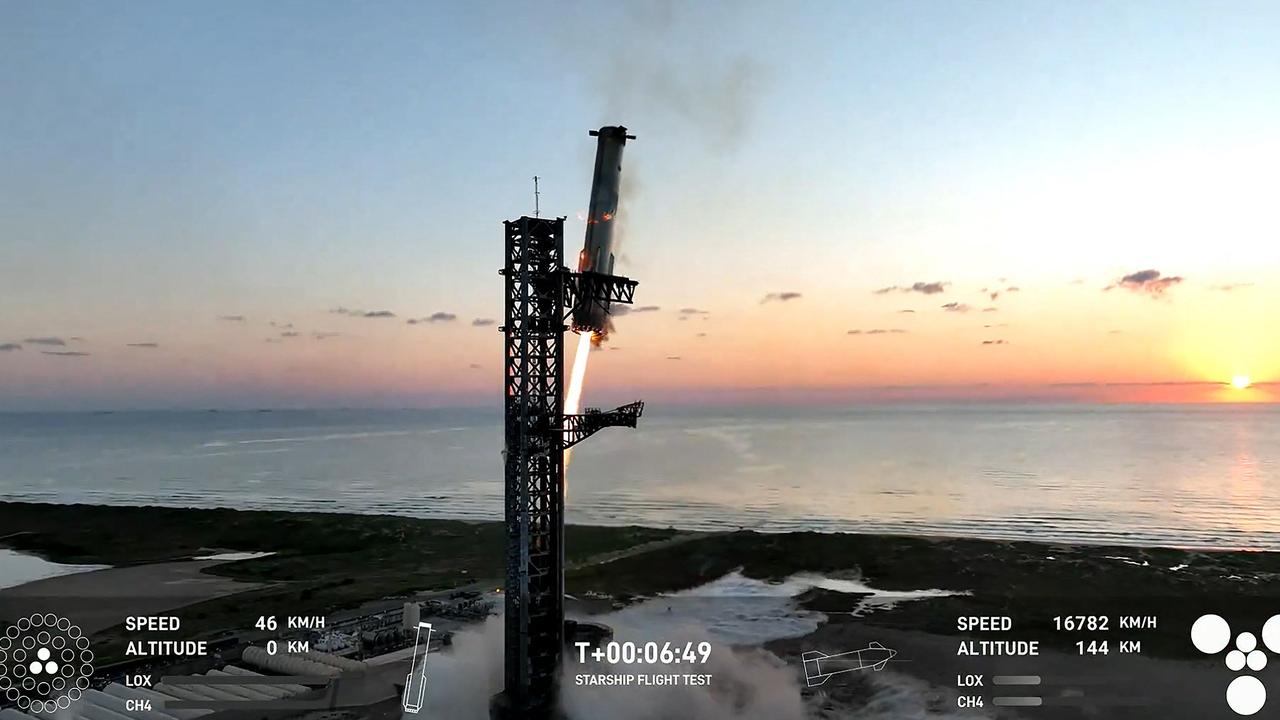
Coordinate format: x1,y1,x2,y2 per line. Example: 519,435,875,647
403,613,990,720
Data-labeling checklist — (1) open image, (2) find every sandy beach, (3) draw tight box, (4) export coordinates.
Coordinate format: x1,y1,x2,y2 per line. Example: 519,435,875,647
0,559,265,634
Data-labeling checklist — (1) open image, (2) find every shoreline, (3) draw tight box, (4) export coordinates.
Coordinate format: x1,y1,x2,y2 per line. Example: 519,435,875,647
2,498,1273,556
4,502,1279,641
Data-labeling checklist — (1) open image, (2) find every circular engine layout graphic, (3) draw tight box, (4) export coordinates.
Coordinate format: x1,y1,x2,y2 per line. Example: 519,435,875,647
1,613,94,714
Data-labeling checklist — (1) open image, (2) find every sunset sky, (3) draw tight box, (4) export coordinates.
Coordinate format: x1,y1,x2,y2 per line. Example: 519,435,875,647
2,1,1278,410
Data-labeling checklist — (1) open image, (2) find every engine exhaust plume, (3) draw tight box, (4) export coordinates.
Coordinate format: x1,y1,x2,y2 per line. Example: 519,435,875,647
564,331,594,471
565,332,593,418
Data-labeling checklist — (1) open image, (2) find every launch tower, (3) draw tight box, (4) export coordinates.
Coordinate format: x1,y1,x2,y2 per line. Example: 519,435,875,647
494,135,642,717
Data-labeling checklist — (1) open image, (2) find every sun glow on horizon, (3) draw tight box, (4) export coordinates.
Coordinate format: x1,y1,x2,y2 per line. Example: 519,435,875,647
1231,375,1252,390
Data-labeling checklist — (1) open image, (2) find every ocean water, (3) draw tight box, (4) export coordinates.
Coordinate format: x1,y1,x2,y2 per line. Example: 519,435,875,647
1,405,1277,550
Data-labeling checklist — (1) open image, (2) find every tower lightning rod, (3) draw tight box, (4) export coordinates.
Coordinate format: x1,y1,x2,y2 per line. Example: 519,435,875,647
533,175,541,218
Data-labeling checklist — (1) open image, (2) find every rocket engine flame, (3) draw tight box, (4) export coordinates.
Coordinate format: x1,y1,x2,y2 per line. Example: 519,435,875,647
565,332,593,417
564,332,594,471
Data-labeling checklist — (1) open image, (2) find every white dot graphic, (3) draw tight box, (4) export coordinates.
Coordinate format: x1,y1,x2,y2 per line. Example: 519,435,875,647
1247,651,1267,671
1194,614,1232,654
28,661,42,675
1262,616,1280,653
1223,648,1244,671
36,648,50,661
1227,675,1266,716
1238,632,1258,653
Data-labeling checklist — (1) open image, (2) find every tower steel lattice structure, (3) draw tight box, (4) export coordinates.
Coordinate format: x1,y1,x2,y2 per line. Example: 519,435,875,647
497,216,641,719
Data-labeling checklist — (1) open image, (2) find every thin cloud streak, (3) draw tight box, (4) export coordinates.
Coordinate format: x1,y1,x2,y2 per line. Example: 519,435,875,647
407,312,457,324
612,305,660,316
1105,269,1184,297
875,281,948,295
332,307,396,318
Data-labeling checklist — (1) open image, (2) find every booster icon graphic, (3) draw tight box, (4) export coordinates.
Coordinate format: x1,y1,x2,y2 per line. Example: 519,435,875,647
401,621,433,714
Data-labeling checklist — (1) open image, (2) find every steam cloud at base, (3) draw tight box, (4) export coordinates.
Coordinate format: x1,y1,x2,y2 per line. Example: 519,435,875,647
404,615,805,720
405,612,987,720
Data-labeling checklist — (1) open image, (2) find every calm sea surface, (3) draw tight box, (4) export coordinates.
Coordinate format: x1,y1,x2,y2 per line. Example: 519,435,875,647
1,405,1277,550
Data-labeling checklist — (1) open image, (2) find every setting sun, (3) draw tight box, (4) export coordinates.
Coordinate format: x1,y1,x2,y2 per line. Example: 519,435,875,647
1231,375,1252,390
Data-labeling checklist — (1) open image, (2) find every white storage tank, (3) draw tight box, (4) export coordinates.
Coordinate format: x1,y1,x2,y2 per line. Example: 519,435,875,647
299,650,367,673
205,669,289,698
241,646,338,677
402,602,421,631
220,665,307,695
197,671,277,701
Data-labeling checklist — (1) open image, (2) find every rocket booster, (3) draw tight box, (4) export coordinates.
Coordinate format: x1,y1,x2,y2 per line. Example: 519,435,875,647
573,125,635,336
